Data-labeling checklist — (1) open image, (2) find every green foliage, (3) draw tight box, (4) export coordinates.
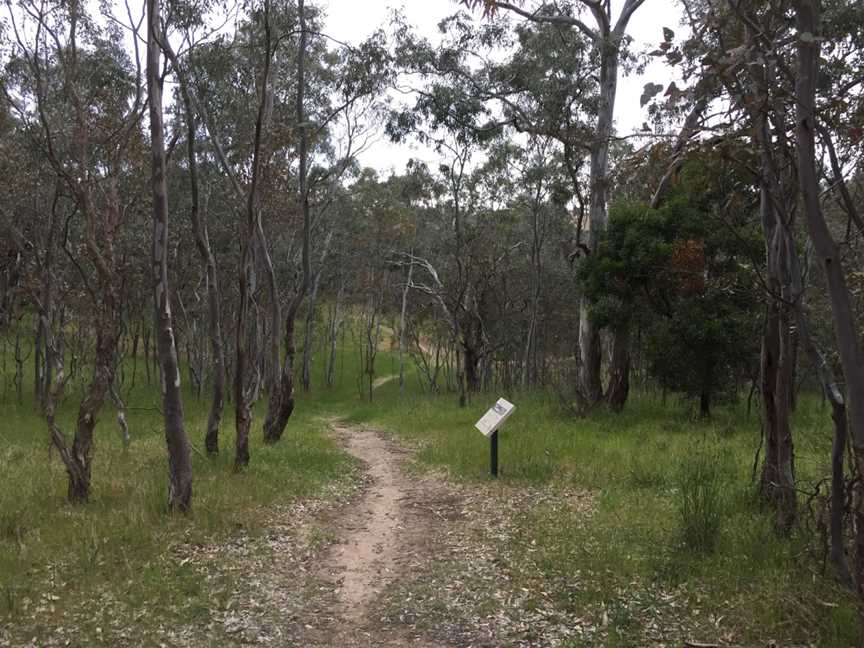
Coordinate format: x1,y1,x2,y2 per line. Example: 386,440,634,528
579,158,763,413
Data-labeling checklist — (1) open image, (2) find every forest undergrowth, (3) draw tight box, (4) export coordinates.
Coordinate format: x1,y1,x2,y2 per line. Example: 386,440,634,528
0,344,858,647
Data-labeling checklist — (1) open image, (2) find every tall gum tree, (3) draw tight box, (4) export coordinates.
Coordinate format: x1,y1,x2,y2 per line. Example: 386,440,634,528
667,0,801,532
159,32,227,457
4,0,139,502
463,0,647,409
147,0,193,511
793,0,864,629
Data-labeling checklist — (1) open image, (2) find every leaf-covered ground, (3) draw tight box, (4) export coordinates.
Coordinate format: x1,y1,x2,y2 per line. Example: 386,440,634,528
2,358,858,647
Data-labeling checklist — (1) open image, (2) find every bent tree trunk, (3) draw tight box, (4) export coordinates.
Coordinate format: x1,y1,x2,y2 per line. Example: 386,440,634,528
148,0,192,511
47,318,119,503
39,41,123,505
264,309,298,443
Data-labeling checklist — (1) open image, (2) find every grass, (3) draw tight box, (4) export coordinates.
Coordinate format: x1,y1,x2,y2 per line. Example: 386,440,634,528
1,326,859,646
674,444,729,553
0,338,367,646
353,381,858,646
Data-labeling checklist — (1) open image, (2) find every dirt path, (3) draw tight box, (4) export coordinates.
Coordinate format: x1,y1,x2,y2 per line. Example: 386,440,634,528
301,421,454,648
372,374,397,389
328,422,402,626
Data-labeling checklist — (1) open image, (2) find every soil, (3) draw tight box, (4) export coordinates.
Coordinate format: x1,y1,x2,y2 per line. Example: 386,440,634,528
298,420,458,647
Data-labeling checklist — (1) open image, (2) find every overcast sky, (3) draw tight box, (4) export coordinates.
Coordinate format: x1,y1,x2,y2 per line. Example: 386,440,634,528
320,0,680,174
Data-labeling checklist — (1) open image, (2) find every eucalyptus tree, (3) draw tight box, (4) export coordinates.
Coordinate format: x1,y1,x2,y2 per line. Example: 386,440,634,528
262,3,391,441
460,0,647,409
793,0,864,609
2,0,146,502
158,6,229,456
185,0,306,465
395,2,645,408
186,1,390,454
147,0,194,510
665,0,863,607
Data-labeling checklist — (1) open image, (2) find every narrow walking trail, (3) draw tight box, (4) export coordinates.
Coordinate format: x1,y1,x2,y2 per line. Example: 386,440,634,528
328,421,402,625
302,420,450,647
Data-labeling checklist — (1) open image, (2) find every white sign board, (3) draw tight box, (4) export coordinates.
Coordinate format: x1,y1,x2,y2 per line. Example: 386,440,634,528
474,398,516,437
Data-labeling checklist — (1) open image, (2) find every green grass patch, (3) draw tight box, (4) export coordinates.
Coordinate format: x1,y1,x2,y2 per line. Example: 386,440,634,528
0,334,372,646
358,384,857,646
0,326,859,647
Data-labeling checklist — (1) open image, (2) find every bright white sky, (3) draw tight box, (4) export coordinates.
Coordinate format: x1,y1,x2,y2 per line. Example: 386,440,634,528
321,0,679,174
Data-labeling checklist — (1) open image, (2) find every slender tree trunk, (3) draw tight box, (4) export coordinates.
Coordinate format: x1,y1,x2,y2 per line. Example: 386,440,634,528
34,322,43,403
759,296,781,503
258,217,283,435
757,185,796,532
234,239,254,468
699,390,710,419
398,260,413,392
454,326,467,407
774,244,796,533
522,306,537,389
578,45,619,407
797,295,853,586
749,81,797,531
301,273,321,392
794,3,864,633
326,276,344,389
523,241,540,390
13,327,23,405
36,197,61,409
147,0,192,511
168,46,225,455
235,0,274,461
301,231,332,392
130,326,139,390
143,324,151,385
